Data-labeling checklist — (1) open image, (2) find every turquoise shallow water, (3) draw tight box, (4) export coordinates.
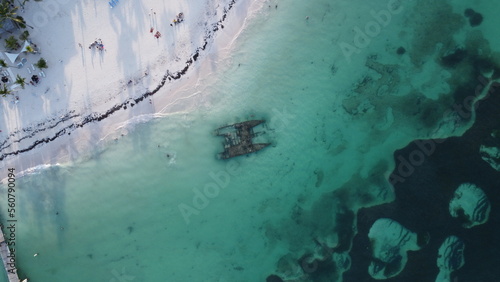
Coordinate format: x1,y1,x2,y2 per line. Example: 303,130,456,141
2,1,345,280
1,0,500,281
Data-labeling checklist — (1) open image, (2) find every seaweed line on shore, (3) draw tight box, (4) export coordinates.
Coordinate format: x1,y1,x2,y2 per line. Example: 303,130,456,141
0,0,237,162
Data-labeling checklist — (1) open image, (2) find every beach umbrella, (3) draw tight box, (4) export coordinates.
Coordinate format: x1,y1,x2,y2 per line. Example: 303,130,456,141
20,41,31,53
4,51,19,64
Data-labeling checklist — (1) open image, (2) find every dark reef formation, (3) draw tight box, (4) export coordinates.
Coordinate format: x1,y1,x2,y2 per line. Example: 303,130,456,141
0,0,237,161
345,78,500,281
396,47,406,55
265,3,500,280
464,8,483,27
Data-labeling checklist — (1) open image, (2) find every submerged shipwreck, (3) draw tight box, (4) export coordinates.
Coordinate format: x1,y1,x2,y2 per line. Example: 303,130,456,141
215,120,270,159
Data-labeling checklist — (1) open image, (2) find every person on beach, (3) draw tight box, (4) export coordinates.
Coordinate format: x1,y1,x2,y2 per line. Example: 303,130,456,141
89,39,104,51
172,12,184,25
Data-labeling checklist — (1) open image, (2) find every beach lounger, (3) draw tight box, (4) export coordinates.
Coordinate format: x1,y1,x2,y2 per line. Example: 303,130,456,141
5,68,13,78
10,84,20,90
31,64,35,71
40,71,46,78
27,68,31,74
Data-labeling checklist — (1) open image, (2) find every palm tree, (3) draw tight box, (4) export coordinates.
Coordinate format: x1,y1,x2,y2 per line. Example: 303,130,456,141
16,0,43,8
0,2,18,25
0,84,12,97
0,59,7,68
19,30,29,41
14,74,25,89
5,35,19,50
17,0,27,8
14,15,30,29
35,58,47,69
0,2,29,29
25,45,34,53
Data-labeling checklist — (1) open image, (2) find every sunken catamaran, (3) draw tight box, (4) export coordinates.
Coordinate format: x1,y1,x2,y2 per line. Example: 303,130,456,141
215,120,270,159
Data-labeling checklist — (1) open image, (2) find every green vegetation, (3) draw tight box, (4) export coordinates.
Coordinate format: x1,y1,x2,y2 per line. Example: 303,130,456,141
5,35,19,50
0,0,39,31
0,1,41,98
35,57,47,69
0,1,26,29
14,74,25,89
19,30,29,41
0,84,11,97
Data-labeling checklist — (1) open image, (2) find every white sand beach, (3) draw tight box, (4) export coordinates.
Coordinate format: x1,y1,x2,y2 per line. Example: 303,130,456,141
0,0,265,173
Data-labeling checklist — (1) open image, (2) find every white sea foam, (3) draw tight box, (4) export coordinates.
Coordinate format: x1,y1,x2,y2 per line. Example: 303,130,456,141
0,163,61,183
